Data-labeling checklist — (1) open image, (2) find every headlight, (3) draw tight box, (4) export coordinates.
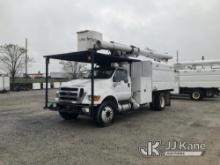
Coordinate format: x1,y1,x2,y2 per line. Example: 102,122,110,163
88,95,101,101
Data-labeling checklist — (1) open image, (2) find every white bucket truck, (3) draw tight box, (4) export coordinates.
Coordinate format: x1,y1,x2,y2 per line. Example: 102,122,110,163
173,60,220,100
45,30,174,126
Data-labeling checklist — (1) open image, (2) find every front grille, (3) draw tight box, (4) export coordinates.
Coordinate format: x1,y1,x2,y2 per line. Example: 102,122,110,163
59,92,77,97
58,88,84,102
60,87,78,91
59,97,77,101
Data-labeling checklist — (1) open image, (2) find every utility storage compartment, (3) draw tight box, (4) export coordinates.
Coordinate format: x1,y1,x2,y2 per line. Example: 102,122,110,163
178,69,220,88
152,62,175,91
131,61,152,104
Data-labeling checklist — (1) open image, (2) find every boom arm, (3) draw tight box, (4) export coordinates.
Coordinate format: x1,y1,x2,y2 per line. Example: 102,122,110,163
94,40,172,61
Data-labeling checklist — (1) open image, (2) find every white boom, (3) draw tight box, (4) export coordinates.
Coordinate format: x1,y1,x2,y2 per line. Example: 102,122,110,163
94,40,172,61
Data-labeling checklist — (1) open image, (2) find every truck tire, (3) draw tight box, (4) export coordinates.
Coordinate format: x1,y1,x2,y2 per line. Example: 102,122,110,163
190,89,204,100
151,93,166,111
59,111,79,120
95,100,116,127
206,89,214,98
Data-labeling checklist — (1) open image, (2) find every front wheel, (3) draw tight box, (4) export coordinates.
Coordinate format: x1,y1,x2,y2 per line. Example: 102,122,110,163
95,101,116,127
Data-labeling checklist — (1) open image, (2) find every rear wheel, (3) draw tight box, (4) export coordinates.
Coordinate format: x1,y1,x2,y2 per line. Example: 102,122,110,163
206,89,214,98
151,92,166,111
190,89,204,100
95,100,116,127
59,111,79,120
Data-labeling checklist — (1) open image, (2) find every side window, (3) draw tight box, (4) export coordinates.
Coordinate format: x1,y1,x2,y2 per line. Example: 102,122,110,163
121,70,128,83
113,69,128,83
113,70,121,82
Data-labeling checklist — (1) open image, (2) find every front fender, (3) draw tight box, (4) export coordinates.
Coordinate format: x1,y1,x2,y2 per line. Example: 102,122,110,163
81,89,119,105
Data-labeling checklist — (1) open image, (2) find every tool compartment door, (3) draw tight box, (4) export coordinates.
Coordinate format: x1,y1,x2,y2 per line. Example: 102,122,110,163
131,61,152,104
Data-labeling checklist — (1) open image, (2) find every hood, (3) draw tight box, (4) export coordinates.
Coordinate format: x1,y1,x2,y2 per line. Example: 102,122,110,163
61,78,112,90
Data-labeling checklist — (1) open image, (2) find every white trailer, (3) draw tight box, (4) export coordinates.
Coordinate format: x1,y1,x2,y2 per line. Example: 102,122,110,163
44,30,174,126
173,60,220,100
0,75,10,92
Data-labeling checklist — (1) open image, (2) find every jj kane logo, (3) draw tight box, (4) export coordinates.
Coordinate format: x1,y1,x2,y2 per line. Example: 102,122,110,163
139,140,206,157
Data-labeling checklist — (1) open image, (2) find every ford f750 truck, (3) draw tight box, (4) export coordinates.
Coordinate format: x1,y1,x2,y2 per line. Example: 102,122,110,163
44,30,175,126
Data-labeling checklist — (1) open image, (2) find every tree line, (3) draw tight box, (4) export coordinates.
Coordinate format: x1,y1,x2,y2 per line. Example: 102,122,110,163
0,43,86,90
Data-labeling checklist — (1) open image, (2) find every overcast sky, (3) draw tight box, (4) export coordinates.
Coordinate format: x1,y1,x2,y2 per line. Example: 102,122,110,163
0,0,220,73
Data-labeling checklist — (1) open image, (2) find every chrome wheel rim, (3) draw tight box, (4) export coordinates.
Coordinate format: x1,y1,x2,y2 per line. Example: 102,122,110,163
101,106,114,123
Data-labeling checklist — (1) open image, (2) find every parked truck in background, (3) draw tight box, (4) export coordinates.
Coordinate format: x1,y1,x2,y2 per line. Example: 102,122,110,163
47,30,175,126
172,60,220,100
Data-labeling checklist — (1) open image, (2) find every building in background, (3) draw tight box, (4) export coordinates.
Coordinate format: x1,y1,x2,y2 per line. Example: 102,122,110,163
27,71,43,79
50,72,71,79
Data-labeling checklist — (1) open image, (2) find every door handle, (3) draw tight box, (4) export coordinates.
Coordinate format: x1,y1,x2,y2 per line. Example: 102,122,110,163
128,83,130,87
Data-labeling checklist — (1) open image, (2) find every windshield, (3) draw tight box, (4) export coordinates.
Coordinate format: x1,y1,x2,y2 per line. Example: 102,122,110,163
84,68,115,79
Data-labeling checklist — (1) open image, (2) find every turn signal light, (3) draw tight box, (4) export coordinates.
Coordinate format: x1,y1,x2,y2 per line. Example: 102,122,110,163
88,95,101,101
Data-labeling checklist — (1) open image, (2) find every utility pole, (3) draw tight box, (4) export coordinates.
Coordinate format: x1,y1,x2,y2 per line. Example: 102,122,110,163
25,38,28,77
176,49,179,64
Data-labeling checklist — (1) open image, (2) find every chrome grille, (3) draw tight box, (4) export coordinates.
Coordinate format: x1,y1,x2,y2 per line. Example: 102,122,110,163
58,88,83,102
60,87,78,91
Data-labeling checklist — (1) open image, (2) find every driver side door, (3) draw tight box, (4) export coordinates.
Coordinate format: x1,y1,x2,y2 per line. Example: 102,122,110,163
112,69,131,101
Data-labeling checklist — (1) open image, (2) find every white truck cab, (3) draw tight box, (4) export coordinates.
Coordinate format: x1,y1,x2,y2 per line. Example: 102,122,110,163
56,66,131,106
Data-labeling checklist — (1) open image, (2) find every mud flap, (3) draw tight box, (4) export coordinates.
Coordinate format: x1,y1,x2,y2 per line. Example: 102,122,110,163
165,92,171,106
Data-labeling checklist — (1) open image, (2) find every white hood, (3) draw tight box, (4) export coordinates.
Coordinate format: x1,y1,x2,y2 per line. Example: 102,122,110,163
61,79,112,91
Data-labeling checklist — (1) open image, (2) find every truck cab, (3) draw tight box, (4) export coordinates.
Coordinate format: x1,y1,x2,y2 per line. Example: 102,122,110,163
55,66,132,125
57,66,131,105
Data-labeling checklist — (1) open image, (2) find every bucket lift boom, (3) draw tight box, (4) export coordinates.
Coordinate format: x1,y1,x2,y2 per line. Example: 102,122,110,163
94,40,172,61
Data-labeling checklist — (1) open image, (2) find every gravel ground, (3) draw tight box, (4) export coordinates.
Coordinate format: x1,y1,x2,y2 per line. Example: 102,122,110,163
0,90,220,165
